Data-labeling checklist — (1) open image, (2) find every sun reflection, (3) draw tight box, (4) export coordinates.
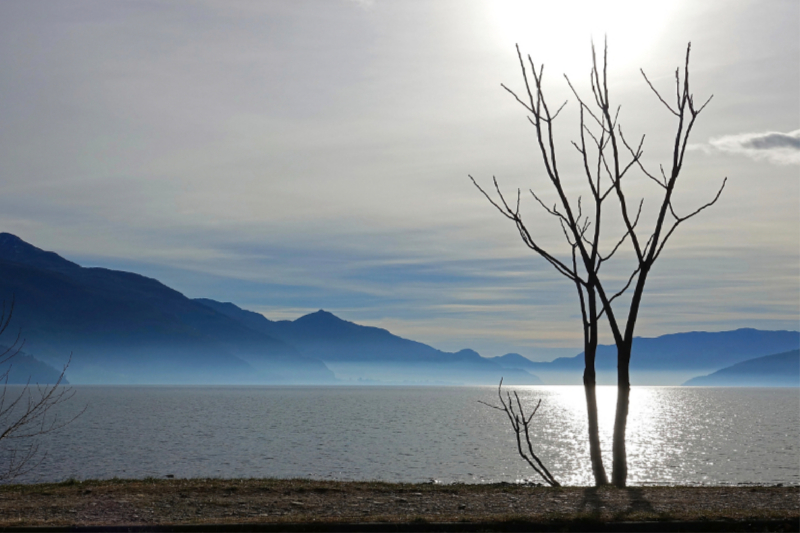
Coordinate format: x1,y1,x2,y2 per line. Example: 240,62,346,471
478,385,799,486
513,386,682,485
485,0,682,76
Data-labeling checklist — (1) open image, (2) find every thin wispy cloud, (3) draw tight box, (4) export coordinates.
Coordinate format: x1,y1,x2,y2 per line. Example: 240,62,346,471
699,129,800,165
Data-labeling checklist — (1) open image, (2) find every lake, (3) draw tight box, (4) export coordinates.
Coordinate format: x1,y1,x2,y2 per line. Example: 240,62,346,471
8,386,799,486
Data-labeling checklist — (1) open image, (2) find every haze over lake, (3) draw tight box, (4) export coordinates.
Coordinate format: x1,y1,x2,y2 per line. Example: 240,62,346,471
19,386,799,487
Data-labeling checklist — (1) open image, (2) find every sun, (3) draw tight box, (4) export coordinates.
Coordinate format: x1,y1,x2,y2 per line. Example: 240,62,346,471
485,0,682,77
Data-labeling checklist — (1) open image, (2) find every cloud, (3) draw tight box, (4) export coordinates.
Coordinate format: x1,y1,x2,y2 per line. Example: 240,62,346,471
346,0,375,9
703,129,800,165
739,131,800,150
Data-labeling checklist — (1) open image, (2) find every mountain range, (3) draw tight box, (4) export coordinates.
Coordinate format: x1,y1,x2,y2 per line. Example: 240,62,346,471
0,232,797,386
507,329,800,385
682,349,800,387
0,233,537,385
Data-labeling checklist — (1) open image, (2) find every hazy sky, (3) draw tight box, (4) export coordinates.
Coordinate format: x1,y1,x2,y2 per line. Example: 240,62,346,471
0,0,797,360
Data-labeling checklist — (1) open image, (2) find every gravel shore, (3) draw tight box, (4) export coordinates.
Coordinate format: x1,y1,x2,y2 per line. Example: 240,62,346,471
0,478,796,528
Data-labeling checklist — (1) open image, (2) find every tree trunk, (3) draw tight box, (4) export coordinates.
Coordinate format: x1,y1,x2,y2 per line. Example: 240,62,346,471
583,367,608,486
611,344,631,487
582,288,607,486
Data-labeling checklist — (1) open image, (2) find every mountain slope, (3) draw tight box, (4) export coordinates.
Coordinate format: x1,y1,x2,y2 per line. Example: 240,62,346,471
196,300,470,363
522,329,800,385
0,233,334,384
683,349,800,387
491,353,543,371
196,299,542,385
2,233,795,387
0,346,67,384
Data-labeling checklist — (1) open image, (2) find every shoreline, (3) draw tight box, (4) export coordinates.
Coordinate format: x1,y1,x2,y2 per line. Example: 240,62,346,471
0,478,796,529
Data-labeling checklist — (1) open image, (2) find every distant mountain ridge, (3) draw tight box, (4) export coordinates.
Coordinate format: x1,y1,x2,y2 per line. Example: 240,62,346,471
683,349,800,386
491,353,542,371
195,299,541,385
0,345,67,384
517,329,800,385
0,233,540,385
0,232,796,386
0,233,333,384
197,300,483,364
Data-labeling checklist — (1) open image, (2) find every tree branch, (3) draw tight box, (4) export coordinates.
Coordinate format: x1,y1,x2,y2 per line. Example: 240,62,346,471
479,379,559,486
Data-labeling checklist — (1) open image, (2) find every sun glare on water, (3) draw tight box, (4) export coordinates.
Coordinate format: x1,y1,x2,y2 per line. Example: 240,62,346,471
521,386,696,484
486,0,681,76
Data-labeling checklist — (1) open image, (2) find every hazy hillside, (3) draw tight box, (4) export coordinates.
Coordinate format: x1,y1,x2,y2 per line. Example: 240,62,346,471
0,346,66,384
520,329,800,385
196,299,542,385
1,232,795,387
491,353,543,371
0,233,334,384
683,349,800,387
0,233,540,386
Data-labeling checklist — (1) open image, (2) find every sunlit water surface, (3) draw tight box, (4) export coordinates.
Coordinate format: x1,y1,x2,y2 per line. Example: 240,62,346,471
12,386,799,486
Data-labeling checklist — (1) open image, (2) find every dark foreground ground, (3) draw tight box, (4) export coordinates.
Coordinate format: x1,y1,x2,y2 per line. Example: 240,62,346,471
0,478,796,532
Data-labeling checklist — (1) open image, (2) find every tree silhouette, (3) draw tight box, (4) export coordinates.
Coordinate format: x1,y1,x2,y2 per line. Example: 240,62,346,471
0,298,82,482
471,41,725,487
479,379,560,486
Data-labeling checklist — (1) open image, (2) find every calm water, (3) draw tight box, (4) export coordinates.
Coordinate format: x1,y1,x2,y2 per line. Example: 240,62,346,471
9,386,799,486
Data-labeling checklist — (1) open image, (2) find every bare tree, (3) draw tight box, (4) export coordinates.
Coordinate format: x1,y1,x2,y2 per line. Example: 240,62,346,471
479,378,559,487
470,174,608,485
470,42,615,486
0,298,82,482
471,41,724,487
